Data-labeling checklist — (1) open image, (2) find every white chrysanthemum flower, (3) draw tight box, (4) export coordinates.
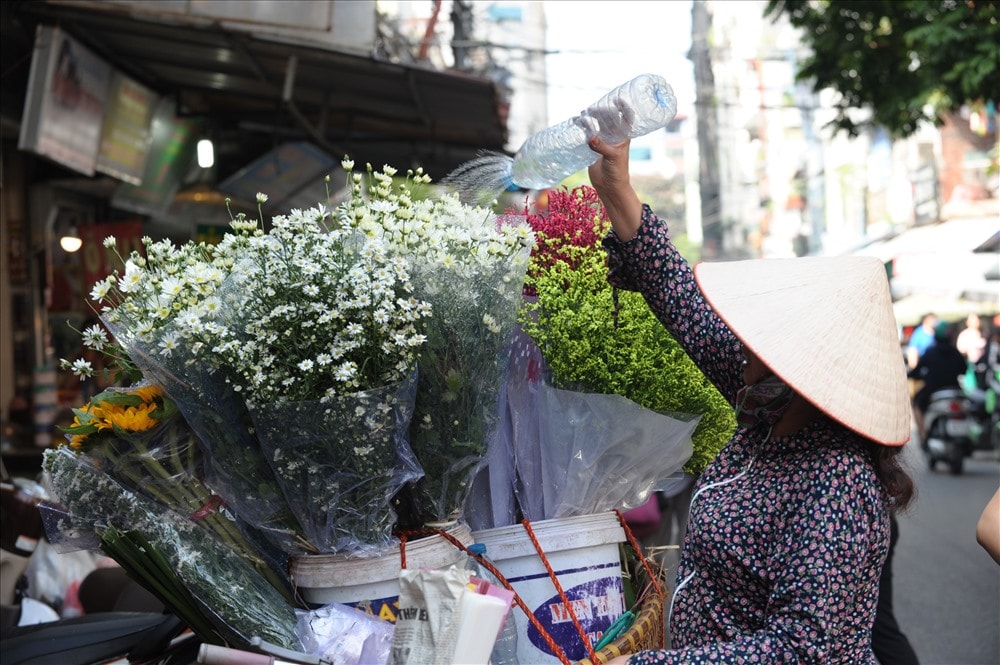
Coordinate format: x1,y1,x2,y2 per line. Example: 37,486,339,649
159,332,180,356
81,325,108,351
256,192,268,204
69,358,94,377
177,311,202,333
160,277,184,299
298,359,314,371
89,277,113,302
102,236,117,248
119,260,143,293
334,362,357,383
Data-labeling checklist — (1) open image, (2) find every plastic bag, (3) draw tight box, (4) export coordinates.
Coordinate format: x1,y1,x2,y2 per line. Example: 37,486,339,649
103,317,302,554
534,384,697,519
41,447,301,649
296,602,394,665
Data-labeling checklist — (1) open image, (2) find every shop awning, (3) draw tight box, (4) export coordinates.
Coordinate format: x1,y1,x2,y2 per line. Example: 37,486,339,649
852,215,999,304
7,1,509,181
892,293,999,328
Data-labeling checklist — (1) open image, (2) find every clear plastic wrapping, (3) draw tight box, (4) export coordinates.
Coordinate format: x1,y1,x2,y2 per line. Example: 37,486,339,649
103,318,304,554
503,333,698,522
336,168,535,526
57,383,293,597
249,371,423,555
42,447,301,650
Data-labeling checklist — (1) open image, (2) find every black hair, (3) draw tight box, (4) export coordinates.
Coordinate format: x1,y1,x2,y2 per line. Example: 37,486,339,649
868,441,916,513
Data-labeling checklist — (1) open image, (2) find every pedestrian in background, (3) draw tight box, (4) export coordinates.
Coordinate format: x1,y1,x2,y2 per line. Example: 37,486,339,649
909,323,966,445
956,313,986,364
906,313,938,370
956,313,987,387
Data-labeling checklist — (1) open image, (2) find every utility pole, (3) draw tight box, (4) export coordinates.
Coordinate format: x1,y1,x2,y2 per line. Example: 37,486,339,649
451,0,474,71
689,1,722,260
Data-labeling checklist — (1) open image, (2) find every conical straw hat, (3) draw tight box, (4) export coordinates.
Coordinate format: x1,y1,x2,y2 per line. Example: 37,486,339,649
694,255,910,446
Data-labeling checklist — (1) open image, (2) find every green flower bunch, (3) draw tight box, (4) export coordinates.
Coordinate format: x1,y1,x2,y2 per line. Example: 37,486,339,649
518,187,734,476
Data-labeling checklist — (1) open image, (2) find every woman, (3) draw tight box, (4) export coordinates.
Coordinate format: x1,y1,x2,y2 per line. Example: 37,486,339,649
956,313,986,367
589,136,915,664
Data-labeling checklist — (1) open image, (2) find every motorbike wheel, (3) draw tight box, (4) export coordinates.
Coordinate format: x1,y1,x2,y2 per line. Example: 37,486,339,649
947,453,964,475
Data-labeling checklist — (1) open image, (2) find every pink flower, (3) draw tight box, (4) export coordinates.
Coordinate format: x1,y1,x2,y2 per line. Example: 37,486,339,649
510,186,609,296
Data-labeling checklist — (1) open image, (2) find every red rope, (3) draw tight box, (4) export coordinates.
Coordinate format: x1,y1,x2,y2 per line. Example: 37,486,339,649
398,532,410,569
521,519,600,664
398,527,574,664
397,516,654,663
613,509,667,649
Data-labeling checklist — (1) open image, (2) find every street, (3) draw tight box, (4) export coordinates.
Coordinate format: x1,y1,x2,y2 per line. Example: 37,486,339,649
893,440,1000,664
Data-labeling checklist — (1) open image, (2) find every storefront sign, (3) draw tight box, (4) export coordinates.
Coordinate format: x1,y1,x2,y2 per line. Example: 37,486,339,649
96,72,157,185
220,141,336,212
111,98,197,217
18,25,111,176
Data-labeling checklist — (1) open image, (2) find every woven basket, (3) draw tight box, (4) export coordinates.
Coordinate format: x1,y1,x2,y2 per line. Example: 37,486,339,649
572,563,669,665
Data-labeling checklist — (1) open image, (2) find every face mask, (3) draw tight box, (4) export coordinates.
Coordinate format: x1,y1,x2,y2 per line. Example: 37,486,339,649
735,375,794,428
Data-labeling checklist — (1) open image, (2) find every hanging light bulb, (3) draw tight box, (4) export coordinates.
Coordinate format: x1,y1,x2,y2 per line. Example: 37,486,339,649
59,227,82,253
197,138,215,169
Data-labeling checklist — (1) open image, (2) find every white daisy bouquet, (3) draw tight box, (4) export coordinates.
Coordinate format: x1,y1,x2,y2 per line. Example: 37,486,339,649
64,199,431,556
191,203,429,554
336,159,534,526
67,216,304,556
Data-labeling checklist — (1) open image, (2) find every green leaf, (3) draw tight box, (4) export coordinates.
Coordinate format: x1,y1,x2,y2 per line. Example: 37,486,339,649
766,0,1000,138
157,397,179,420
92,389,144,408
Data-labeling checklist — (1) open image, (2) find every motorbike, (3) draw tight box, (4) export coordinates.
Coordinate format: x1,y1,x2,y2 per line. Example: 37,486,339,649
922,369,1000,475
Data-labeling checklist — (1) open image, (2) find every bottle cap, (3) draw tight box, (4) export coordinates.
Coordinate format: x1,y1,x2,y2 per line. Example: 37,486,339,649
468,543,486,555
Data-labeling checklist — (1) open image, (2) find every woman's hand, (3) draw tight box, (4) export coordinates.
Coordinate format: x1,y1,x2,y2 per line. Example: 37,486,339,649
588,136,642,240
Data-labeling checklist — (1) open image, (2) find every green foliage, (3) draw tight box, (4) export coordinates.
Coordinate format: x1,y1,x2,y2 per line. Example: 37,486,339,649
520,241,735,477
765,0,1000,138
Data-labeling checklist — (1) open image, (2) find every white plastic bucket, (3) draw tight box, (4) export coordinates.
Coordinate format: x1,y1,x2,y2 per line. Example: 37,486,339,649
289,522,472,623
472,512,627,664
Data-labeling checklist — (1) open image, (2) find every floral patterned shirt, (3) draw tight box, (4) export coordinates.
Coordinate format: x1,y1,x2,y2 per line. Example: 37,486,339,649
604,206,890,664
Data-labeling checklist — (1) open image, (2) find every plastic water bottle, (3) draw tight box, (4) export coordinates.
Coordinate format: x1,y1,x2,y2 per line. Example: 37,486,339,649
441,74,678,204
465,543,520,665
510,73,678,189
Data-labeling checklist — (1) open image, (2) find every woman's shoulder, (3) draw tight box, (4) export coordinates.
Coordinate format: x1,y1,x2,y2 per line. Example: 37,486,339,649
765,422,887,531
767,419,880,486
